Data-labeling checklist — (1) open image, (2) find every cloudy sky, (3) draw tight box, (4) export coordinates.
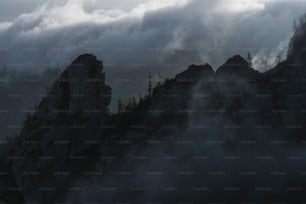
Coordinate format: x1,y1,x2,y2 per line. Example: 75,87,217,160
0,0,306,105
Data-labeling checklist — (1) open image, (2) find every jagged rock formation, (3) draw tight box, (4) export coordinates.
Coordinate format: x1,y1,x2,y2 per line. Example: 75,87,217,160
148,64,214,119
5,50,306,203
216,55,259,78
192,55,306,140
175,63,214,82
10,54,111,203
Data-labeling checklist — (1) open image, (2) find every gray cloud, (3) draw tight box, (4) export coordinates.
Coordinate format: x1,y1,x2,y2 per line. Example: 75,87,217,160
0,0,150,21
0,0,305,70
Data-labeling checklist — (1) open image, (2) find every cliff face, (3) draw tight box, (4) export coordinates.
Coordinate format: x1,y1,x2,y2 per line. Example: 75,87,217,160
148,64,214,118
10,54,112,203
189,56,306,146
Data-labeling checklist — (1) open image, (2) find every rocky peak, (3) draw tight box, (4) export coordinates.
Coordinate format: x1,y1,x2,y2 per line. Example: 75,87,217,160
175,63,214,82
35,54,111,120
67,54,104,80
11,54,112,203
63,53,111,113
73,53,101,65
225,55,249,66
188,63,213,71
216,55,258,79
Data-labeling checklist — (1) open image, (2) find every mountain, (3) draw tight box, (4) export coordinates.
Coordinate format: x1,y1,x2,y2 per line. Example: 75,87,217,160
2,21,306,204
9,54,112,202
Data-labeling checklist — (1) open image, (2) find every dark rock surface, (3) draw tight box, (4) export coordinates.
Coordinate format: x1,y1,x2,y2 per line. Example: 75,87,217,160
175,63,214,82
216,55,259,79
10,54,112,203
148,63,214,119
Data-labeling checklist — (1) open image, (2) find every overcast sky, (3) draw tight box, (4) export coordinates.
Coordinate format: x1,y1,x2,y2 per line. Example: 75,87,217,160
0,0,306,104
0,0,305,69
0,0,150,21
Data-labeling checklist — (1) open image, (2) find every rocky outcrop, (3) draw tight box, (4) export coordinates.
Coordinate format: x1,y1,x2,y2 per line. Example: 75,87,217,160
147,64,214,120
147,53,306,140
147,56,260,122
216,55,259,79
175,63,214,82
10,54,111,203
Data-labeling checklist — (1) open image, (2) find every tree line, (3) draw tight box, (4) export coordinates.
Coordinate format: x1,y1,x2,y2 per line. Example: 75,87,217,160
117,73,164,113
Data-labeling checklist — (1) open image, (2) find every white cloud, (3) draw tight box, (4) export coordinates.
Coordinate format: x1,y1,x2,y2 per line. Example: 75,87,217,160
214,0,266,13
252,36,290,72
0,22,12,31
8,0,188,31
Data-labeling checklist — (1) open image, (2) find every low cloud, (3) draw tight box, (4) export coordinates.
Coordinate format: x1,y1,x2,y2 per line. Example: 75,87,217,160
0,0,304,71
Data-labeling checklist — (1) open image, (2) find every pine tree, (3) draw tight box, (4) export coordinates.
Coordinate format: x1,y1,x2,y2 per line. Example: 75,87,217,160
125,97,137,112
118,97,123,113
139,93,143,102
293,19,298,33
299,15,305,28
247,52,252,67
131,97,137,109
156,72,164,88
148,74,153,97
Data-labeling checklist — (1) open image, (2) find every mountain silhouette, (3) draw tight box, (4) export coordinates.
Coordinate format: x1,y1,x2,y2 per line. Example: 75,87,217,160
1,15,306,204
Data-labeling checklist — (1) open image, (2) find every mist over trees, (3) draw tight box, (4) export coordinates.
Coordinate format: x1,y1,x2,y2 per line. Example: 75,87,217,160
293,13,306,35
288,12,306,63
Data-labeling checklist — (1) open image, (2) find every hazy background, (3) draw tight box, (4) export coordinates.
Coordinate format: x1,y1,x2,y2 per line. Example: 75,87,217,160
0,0,306,138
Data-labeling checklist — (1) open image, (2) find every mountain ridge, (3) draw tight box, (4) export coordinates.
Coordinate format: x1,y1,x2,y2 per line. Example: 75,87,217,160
1,16,306,202
3,51,305,203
